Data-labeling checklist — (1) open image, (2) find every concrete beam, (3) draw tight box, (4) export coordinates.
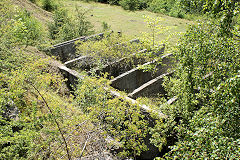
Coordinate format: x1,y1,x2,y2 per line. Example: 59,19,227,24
64,56,94,71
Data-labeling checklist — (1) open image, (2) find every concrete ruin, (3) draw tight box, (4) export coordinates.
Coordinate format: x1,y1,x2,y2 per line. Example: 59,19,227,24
50,32,176,159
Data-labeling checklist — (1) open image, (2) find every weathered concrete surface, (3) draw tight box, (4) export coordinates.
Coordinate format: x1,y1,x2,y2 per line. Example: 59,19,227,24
97,45,166,78
128,71,174,99
110,53,174,93
58,65,85,90
167,96,178,105
110,67,152,92
50,33,106,62
64,56,94,71
50,37,85,62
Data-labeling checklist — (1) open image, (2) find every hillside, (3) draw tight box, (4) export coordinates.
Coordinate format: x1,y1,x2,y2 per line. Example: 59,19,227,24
59,0,192,41
12,0,52,25
1,0,239,159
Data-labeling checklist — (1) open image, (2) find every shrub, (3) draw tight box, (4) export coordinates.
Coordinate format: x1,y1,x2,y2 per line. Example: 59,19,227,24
169,1,185,18
119,0,141,11
41,0,57,12
101,21,111,31
49,7,94,42
28,0,36,3
148,0,175,14
0,2,97,159
12,9,44,46
0,2,44,47
179,0,205,14
76,33,143,70
107,0,119,5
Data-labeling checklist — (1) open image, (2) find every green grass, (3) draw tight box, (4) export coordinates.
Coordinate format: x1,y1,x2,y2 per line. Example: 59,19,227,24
59,0,193,45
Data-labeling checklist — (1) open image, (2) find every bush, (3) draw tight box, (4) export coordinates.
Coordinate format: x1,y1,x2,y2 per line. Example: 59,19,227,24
101,21,111,31
28,0,36,3
107,0,119,5
179,0,205,14
119,0,141,11
0,2,97,159
41,0,57,12
74,76,149,158
76,33,143,70
169,1,185,18
49,7,94,42
148,0,175,14
13,9,44,46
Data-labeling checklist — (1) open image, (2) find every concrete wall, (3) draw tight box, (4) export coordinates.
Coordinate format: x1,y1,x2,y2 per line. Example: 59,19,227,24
50,33,105,62
93,52,147,78
58,65,84,90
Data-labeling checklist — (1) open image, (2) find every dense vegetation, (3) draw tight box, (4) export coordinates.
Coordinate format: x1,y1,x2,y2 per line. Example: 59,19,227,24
157,22,240,159
0,1,103,159
155,1,240,159
1,0,239,159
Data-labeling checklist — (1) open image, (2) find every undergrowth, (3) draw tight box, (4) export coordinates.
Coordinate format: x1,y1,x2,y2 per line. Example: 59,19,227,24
0,1,107,159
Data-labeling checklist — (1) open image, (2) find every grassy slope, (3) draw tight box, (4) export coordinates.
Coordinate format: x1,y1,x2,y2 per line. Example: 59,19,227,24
59,0,193,44
12,0,53,25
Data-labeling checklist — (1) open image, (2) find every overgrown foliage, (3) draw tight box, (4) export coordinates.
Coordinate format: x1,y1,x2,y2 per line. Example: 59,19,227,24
76,33,144,70
28,0,57,12
0,4,44,47
41,0,58,12
0,1,106,159
151,13,240,160
2,0,240,159
74,75,149,158
49,6,94,42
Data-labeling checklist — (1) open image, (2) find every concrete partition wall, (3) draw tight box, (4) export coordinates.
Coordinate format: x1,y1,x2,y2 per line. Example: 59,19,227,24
110,53,174,93
110,67,153,93
128,71,174,99
50,37,85,62
58,65,84,90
